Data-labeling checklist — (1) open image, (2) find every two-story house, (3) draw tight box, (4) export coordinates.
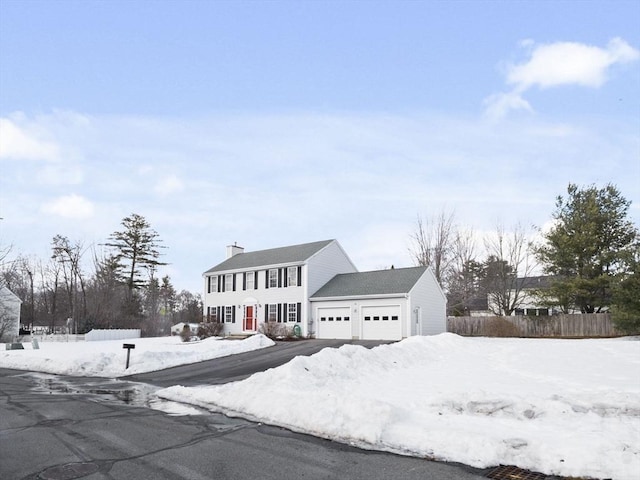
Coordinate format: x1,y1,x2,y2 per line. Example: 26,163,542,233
203,239,447,340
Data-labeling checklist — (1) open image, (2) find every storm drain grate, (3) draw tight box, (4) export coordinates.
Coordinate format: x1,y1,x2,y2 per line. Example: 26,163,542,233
486,465,552,480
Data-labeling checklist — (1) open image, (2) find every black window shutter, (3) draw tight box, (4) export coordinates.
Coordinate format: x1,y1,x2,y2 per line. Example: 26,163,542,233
265,270,269,289
297,266,302,286
217,275,220,292
277,303,282,323
243,272,246,291
233,274,236,291
221,275,225,292
278,269,282,288
283,268,288,287
232,307,236,324
297,302,301,323
264,304,269,322
254,271,258,290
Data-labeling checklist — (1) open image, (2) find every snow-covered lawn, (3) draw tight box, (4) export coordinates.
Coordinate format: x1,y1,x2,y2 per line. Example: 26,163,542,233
1,332,638,478
157,334,640,480
0,334,274,377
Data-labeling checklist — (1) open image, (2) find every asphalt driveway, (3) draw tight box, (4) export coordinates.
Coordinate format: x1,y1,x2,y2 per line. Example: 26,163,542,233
122,338,391,387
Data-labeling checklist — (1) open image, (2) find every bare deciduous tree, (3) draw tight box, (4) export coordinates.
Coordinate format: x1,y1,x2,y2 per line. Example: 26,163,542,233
409,210,455,288
483,223,537,316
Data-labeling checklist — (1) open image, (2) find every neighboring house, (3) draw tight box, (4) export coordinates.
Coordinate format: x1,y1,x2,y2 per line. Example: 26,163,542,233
468,276,568,317
0,286,22,342
170,322,200,336
203,240,447,340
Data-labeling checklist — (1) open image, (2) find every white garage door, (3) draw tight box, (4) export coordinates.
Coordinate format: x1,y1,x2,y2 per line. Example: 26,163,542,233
361,305,401,340
317,307,352,339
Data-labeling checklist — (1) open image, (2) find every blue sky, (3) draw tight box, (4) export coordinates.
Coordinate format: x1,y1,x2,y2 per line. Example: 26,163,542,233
1,0,639,293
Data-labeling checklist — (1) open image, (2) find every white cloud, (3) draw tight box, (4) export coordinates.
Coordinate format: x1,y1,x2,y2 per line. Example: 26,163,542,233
0,117,60,161
41,194,95,219
485,37,640,119
483,92,533,122
507,37,639,91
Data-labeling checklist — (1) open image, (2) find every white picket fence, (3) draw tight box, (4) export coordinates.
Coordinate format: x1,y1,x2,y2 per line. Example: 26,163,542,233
85,329,141,341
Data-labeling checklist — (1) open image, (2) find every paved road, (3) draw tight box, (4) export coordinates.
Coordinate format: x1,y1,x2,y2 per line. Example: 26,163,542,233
1,368,488,480
123,339,392,387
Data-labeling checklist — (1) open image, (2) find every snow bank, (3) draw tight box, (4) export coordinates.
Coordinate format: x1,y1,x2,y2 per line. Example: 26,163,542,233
0,334,274,377
158,334,640,480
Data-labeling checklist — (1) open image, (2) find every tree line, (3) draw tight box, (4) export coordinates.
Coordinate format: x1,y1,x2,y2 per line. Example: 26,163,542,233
0,213,202,336
410,183,639,333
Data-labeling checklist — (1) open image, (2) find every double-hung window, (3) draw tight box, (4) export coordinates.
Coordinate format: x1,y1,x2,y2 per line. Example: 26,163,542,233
246,271,254,290
288,303,297,323
268,304,277,322
268,269,278,288
224,306,233,323
287,267,298,287
225,274,233,292
208,276,218,294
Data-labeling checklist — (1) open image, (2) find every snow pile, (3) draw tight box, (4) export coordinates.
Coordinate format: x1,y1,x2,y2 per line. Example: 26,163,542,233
158,334,640,480
0,334,274,377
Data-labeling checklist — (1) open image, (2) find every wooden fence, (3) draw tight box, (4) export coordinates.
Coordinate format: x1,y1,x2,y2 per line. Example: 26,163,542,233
447,313,620,338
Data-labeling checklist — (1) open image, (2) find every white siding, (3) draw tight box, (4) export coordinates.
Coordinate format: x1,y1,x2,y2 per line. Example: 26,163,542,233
204,270,306,336
408,268,447,336
306,241,357,296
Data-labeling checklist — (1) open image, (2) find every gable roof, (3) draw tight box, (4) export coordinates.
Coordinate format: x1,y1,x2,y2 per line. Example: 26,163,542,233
0,286,22,304
311,266,428,298
204,239,335,274
517,275,557,290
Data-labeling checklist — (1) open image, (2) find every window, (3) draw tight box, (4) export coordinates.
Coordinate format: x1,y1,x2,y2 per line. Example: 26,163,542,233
391,315,398,321
288,303,297,323
382,316,389,321
364,316,371,321
225,274,234,292
328,317,334,321
320,317,326,322
208,306,218,322
287,266,298,287
246,272,254,290
208,276,218,294
373,316,380,321
336,316,342,321
269,269,278,288
225,306,233,323
344,316,350,322
268,304,277,322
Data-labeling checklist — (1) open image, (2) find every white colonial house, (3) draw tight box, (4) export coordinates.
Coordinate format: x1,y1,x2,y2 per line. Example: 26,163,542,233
203,240,447,340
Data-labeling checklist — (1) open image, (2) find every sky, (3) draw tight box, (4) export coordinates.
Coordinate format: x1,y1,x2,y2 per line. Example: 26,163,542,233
1,0,639,294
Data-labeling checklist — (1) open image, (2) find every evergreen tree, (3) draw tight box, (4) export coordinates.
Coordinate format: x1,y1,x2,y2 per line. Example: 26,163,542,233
105,213,167,292
535,184,638,313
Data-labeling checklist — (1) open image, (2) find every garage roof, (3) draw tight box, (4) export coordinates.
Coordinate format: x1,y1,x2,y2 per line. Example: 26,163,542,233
311,266,428,298
204,239,335,273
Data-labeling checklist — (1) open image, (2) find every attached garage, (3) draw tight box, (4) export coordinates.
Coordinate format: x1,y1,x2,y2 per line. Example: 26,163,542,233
361,305,401,340
310,266,446,341
316,307,352,339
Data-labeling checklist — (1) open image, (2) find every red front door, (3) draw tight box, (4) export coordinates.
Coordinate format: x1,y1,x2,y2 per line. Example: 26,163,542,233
244,306,255,331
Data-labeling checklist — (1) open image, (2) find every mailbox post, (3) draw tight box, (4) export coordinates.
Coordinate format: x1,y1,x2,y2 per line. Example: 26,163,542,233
123,343,135,369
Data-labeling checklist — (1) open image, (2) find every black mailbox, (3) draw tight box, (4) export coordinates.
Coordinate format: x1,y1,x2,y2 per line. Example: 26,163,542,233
123,343,136,368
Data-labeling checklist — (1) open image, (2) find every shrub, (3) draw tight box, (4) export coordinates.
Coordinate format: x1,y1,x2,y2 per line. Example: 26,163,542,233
259,321,288,340
197,321,224,339
485,317,521,337
180,324,192,342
